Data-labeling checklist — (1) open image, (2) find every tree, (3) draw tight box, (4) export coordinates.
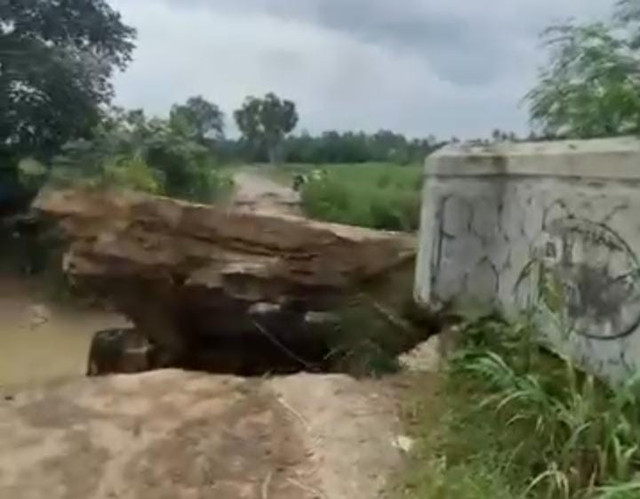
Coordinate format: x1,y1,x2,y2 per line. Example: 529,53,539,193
48,107,229,203
490,129,519,142
525,3,640,139
616,0,640,47
169,96,224,145
0,0,136,162
234,93,298,164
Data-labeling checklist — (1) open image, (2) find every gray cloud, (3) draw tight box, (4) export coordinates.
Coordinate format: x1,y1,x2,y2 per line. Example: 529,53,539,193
111,0,615,138
166,0,611,85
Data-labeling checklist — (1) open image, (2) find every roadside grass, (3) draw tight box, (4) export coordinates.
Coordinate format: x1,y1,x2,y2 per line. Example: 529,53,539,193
394,316,640,499
259,162,423,232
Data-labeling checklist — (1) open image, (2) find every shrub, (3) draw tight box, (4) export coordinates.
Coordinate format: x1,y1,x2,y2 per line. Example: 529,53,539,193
102,156,163,194
34,110,233,204
17,158,48,191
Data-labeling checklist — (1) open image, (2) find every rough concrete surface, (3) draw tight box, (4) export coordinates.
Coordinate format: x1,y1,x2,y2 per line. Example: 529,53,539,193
33,184,415,368
415,136,640,382
0,370,403,499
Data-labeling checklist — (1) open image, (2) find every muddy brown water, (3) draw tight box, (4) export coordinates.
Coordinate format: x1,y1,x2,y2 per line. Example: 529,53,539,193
0,274,128,388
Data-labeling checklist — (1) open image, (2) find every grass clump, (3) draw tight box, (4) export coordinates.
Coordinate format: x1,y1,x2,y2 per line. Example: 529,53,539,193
326,302,404,377
320,289,435,378
295,163,422,232
396,316,640,499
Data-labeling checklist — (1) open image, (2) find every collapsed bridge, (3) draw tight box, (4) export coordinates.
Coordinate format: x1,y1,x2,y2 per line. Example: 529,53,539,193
34,187,417,374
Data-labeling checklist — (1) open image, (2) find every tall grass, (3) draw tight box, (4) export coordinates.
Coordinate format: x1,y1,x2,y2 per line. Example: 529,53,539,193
397,316,640,499
327,300,436,377
295,163,422,232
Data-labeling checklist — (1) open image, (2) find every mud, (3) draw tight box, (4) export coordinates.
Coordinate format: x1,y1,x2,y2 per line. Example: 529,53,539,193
0,274,128,388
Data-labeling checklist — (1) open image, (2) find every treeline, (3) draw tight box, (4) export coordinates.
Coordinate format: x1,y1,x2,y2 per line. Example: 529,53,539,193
284,131,441,165
206,92,444,165
218,130,444,165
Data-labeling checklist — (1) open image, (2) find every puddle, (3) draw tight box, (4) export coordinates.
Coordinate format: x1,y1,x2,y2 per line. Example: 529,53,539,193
0,274,128,388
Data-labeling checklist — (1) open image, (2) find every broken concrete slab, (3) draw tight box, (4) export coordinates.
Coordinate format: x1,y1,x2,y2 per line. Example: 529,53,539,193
34,188,416,370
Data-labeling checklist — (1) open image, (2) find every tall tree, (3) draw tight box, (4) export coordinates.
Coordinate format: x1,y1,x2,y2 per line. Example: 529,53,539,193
616,0,640,47
525,3,640,139
169,96,224,145
234,93,298,164
0,0,136,162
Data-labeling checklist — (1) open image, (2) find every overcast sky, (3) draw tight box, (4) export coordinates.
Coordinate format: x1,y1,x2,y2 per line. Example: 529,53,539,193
110,0,613,139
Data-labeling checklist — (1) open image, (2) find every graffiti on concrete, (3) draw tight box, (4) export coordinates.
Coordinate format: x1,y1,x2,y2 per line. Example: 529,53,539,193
516,216,640,341
416,138,640,383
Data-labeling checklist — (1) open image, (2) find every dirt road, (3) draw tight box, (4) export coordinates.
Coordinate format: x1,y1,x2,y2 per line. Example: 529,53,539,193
0,371,406,499
231,170,301,215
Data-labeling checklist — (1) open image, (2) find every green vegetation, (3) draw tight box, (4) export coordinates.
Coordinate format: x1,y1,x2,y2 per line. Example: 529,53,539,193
234,93,299,164
288,163,422,232
0,2,440,212
218,130,442,166
327,292,429,377
397,316,640,499
0,0,135,164
5,0,640,215
25,107,233,203
170,96,225,144
324,302,405,377
526,0,640,139
282,130,443,165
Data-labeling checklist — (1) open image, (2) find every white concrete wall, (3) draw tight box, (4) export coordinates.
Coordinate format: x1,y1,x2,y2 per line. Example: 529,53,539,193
415,137,640,383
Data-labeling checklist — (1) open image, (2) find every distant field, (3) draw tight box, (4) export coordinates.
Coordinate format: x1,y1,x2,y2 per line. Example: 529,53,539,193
264,163,423,232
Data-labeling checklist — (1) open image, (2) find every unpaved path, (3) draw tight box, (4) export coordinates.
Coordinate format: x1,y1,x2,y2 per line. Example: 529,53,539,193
0,371,406,499
231,170,301,215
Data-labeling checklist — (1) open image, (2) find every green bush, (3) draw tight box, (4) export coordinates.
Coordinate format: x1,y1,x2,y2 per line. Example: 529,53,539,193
33,110,233,203
17,158,48,191
102,156,163,194
177,165,234,204
299,163,421,231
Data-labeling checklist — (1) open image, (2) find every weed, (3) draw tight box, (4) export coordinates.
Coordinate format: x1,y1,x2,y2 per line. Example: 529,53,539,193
396,315,640,499
294,163,422,232
323,292,433,377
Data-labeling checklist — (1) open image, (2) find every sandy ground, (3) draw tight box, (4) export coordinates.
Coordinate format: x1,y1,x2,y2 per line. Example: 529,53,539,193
0,371,406,499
